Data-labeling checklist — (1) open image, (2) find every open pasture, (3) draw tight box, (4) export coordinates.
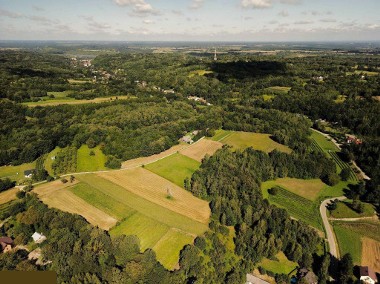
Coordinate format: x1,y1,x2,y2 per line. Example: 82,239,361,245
218,131,291,153
333,223,362,263
97,168,210,225
34,180,117,230
179,139,223,162
0,162,36,183
264,86,291,94
23,95,132,107
145,153,200,188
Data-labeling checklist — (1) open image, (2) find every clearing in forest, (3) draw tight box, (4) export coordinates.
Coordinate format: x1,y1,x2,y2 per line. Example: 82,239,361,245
179,139,224,162
0,188,18,205
218,131,291,153
34,180,117,230
145,153,200,188
261,178,326,201
258,251,297,275
361,237,380,272
76,145,108,172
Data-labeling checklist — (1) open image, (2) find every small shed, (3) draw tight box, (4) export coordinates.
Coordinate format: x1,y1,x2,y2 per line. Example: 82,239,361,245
297,268,318,284
32,232,47,244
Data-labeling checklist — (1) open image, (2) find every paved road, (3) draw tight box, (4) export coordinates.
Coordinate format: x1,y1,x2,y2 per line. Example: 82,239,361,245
319,196,347,258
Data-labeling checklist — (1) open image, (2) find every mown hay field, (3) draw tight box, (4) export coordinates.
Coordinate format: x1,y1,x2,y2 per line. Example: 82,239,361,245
121,144,186,169
145,153,200,188
97,168,210,225
361,237,380,272
180,139,223,162
73,172,209,269
0,188,18,205
34,180,117,230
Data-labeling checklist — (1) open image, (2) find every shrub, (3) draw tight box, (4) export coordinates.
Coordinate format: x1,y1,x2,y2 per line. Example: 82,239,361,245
61,178,68,184
268,186,279,195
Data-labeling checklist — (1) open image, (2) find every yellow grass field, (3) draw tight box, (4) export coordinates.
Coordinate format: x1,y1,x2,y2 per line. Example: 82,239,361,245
219,132,292,154
121,144,186,169
34,180,117,230
361,237,380,273
97,168,210,224
180,139,223,162
0,188,18,205
24,96,132,107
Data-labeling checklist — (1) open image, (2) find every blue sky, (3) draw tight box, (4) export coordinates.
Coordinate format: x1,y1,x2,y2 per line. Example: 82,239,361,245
0,0,379,41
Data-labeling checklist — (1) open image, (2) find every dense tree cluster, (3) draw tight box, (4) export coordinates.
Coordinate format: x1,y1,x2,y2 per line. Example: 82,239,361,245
0,178,16,193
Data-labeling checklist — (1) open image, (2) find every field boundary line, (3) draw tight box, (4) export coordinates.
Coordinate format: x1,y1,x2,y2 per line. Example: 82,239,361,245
217,132,233,142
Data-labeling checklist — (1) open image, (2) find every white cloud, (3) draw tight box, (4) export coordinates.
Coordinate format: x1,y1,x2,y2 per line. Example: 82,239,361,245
241,0,272,9
190,0,205,9
0,8,23,19
280,0,301,4
114,0,155,14
32,5,45,12
320,18,336,23
143,19,154,24
278,10,289,17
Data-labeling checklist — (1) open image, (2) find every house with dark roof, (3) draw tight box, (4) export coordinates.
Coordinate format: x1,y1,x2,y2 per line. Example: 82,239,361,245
0,236,14,253
360,266,378,284
24,169,35,178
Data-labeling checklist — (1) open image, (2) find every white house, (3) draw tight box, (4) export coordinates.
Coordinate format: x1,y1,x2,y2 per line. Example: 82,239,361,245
360,266,378,284
32,232,47,244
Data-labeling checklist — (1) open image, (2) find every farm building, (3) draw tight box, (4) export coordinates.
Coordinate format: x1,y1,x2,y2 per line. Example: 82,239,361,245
346,134,362,145
24,169,35,178
246,273,270,284
360,266,378,284
297,268,318,284
0,236,14,253
32,232,47,244
181,135,193,144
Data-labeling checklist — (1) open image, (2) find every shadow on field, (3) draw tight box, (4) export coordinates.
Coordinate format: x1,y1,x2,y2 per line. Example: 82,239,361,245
208,60,287,82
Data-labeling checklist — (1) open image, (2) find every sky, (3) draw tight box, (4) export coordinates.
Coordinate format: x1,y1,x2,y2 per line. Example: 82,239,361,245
0,0,380,41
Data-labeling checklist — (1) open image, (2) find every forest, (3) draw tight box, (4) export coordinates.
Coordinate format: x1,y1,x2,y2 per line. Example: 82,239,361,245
0,46,379,283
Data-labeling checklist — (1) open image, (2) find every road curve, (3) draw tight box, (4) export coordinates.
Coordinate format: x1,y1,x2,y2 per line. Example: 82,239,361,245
320,196,346,258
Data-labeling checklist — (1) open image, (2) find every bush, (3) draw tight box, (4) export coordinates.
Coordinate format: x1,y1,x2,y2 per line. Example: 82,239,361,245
0,178,16,193
16,190,26,199
89,150,95,156
258,266,266,275
340,168,351,181
46,175,54,182
105,155,121,169
323,172,340,186
268,186,279,195
61,178,68,184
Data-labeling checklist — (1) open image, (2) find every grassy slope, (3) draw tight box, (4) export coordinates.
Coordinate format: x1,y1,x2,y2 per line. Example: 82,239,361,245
0,161,36,182
75,174,207,235
209,129,232,141
44,147,61,176
329,201,375,218
261,178,325,201
145,153,200,188
333,224,362,264
76,145,108,172
220,132,291,153
72,174,206,269
259,251,297,275
310,130,339,152
0,188,18,205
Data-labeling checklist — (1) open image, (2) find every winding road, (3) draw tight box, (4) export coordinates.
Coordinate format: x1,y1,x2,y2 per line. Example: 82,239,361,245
319,196,347,258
